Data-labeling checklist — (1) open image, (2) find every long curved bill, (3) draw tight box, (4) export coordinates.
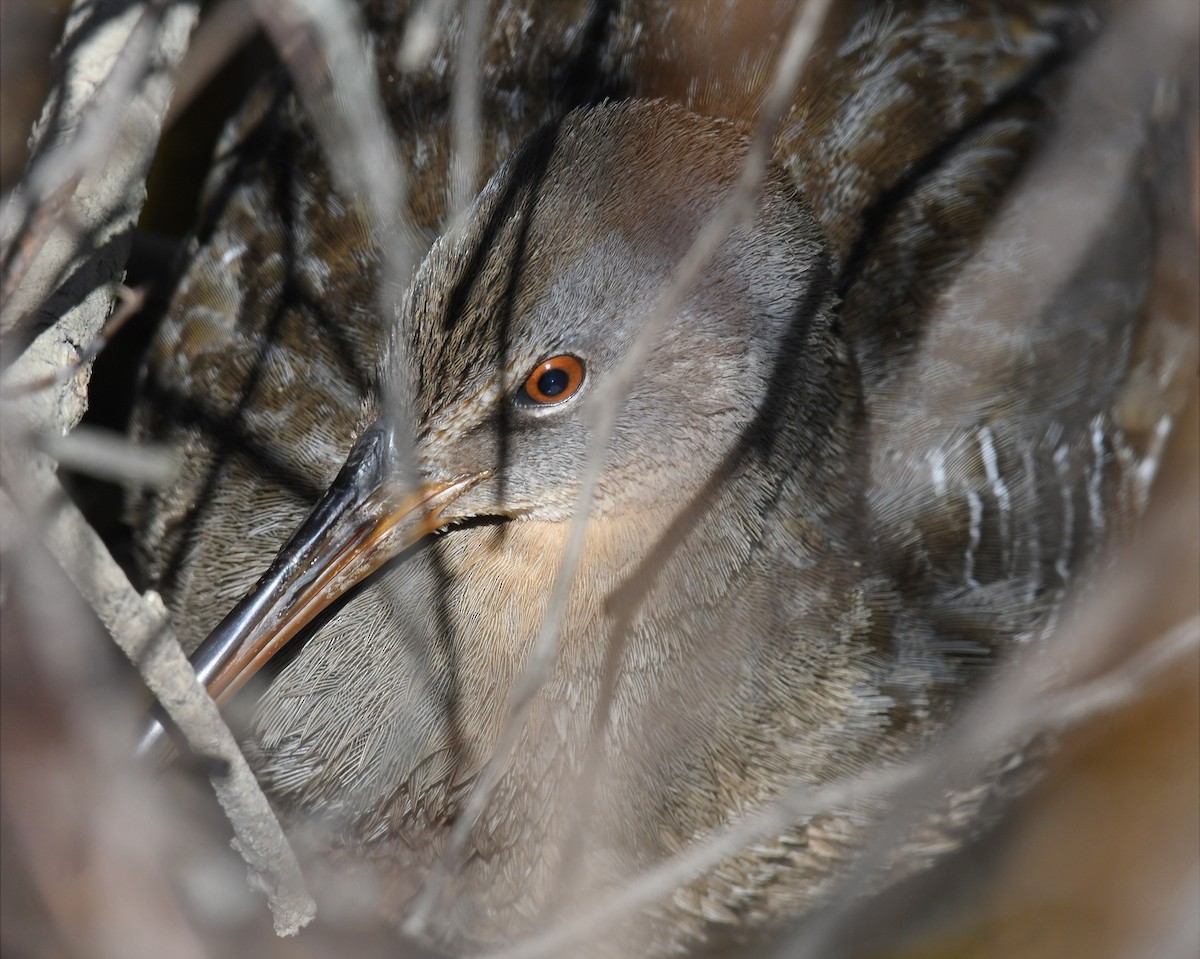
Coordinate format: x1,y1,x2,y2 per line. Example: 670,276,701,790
138,422,488,759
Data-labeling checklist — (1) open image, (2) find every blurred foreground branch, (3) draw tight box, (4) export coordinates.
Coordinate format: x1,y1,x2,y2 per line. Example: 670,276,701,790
0,0,315,938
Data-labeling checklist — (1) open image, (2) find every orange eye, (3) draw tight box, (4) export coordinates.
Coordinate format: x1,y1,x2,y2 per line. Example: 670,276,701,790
519,355,585,405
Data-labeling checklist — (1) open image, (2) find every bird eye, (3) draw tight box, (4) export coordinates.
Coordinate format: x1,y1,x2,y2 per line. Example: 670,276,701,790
519,354,585,406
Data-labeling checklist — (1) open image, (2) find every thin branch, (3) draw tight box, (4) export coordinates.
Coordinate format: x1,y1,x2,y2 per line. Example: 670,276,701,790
397,0,454,72
483,611,1200,959
36,424,178,487
769,617,1200,959
450,0,485,220
403,0,837,934
0,170,81,312
0,0,198,346
0,0,319,938
162,0,259,131
0,283,146,398
487,764,925,959
771,5,1200,954
250,0,424,479
0,447,316,936
873,0,1199,479
250,0,405,238
0,507,211,959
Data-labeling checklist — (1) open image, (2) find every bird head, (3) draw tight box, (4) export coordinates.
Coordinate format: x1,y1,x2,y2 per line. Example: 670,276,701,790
390,100,836,525
146,99,848,758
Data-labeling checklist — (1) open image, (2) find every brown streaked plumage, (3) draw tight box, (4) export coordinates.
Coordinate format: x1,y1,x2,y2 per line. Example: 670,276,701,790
128,1,1185,955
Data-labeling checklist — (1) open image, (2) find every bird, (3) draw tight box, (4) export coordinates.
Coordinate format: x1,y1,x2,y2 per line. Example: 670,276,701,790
126,1,1188,955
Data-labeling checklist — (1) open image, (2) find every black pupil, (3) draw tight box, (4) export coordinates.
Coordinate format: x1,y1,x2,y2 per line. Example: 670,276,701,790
536,367,569,398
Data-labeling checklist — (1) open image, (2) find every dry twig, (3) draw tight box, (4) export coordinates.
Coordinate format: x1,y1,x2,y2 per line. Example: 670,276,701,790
405,0,837,933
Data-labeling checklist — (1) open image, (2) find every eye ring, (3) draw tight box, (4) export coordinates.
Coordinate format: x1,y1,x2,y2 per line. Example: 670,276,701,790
519,354,585,406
